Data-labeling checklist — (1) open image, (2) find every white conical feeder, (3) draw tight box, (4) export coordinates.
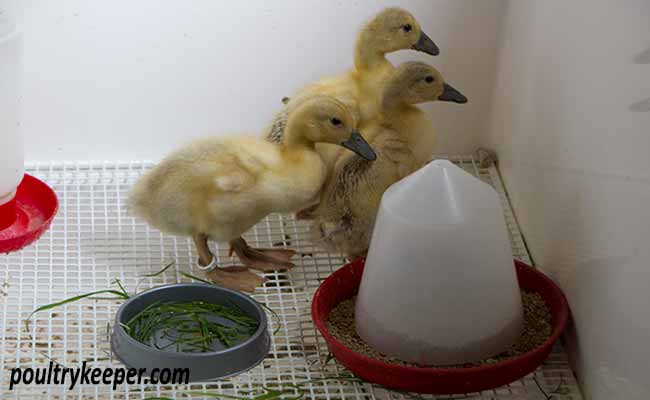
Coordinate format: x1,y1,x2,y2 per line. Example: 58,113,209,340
355,160,524,365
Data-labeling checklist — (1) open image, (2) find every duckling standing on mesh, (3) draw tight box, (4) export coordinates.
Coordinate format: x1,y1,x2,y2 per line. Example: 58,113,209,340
129,96,376,292
309,62,467,258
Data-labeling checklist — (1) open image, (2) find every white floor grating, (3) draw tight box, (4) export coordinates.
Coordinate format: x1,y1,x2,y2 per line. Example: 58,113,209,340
0,157,582,399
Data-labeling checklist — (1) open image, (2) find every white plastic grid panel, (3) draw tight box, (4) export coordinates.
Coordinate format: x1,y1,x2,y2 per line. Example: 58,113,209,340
0,157,581,399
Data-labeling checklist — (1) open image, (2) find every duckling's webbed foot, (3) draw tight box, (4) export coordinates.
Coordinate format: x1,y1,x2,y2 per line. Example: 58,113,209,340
207,267,267,293
229,237,296,272
194,234,266,292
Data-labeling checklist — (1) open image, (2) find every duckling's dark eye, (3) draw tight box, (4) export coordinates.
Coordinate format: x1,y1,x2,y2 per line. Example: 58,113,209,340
402,24,412,32
425,76,435,83
330,118,342,126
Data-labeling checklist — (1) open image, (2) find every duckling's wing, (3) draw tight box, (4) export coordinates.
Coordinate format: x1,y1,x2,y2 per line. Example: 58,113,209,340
213,159,257,193
214,171,252,192
376,136,419,179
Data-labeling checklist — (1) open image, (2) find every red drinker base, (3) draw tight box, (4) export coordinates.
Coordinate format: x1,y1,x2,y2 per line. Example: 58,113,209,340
0,174,58,254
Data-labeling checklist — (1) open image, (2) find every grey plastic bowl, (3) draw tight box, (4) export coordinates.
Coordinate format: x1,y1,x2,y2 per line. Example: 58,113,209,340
111,283,270,382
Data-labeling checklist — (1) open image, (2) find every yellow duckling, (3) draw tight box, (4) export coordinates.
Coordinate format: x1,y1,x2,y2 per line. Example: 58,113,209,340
129,96,376,292
264,7,439,148
309,62,467,258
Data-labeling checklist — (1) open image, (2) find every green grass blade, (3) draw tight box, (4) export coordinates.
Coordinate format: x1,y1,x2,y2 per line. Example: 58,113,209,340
177,375,362,400
258,301,281,335
181,271,281,335
143,397,176,400
184,392,253,400
142,261,175,277
28,289,129,320
113,278,130,298
180,271,214,285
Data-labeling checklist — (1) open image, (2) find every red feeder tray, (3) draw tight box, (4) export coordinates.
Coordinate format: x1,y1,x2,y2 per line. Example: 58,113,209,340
312,258,569,395
0,174,59,254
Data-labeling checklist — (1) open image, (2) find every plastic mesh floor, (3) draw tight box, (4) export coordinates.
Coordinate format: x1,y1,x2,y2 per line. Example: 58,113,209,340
0,158,583,399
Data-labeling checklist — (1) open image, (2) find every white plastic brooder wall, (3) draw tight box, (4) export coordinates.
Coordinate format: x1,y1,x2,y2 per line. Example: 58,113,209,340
486,1,650,400
16,0,504,162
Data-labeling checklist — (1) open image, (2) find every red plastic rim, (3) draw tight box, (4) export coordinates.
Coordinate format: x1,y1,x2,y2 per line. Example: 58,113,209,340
312,258,569,394
0,197,18,230
0,174,59,254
